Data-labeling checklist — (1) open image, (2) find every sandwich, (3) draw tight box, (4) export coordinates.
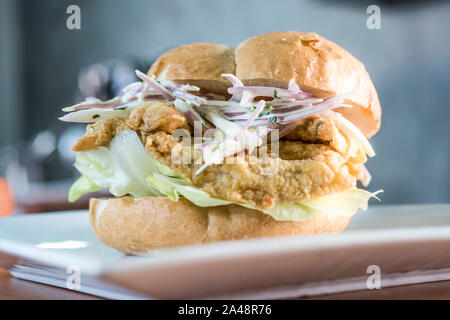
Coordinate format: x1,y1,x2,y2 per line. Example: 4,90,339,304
60,31,382,255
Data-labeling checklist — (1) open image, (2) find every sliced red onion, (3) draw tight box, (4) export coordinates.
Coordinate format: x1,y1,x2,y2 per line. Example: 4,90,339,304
62,97,122,112
207,98,322,113
135,70,174,101
268,98,324,107
224,104,305,120
173,99,210,129
321,109,375,157
361,165,372,187
278,93,354,123
186,110,210,130
288,79,301,92
122,81,143,93
122,83,145,102
234,100,266,141
204,100,244,109
59,107,131,123
221,74,244,101
240,90,256,107
228,86,313,100
221,74,244,87
221,111,247,117
176,84,200,92
227,92,353,127
271,105,306,114
198,93,227,101
168,88,207,106
229,118,280,126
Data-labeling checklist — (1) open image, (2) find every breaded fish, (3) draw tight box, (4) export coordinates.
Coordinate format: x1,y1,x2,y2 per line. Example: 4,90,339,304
145,131,360,209
73,102,366,209
72,102,186,152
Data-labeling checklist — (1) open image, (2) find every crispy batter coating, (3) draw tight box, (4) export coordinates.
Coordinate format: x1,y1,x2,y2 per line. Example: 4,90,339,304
145,131,360,209
127,102,187,134
285,116,334,143
72,102,366,208
72,102,186,152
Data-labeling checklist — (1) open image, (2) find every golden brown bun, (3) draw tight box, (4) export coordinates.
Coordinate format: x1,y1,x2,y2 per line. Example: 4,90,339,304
89,197,351,255
148,43,236,95
236,32,381,138
148,32,381,138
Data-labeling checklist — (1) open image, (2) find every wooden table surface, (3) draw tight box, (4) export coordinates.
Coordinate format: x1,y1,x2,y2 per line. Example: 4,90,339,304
0,268,101,300
0,252,101,300
2,265,450,300
1,252,450,300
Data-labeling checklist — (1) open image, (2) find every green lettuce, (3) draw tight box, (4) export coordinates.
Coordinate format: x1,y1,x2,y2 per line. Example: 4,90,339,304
70,130,381,222
147,171,380,221
260,189,381,221
68,176,100,203
70,130,180,202
147,173,232,207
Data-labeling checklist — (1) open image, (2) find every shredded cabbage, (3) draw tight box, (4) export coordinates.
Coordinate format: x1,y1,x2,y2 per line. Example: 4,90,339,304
69,130,381,222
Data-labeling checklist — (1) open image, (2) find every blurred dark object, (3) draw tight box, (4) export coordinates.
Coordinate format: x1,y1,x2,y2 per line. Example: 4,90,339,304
0,178,15,217
57,59,150,172
17,182,109,214
0,127,97,214
0,139,111,214
75,59,150,102
0,58,151,214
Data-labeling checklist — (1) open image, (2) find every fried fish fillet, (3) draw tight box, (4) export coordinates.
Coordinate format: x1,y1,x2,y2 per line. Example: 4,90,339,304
145,131,361,209
72,102,186,152
73,102,366,209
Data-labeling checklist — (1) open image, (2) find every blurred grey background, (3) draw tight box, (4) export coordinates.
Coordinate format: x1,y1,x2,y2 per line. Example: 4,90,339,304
0,0,449,209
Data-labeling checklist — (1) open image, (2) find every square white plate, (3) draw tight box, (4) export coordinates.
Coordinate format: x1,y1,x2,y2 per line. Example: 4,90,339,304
1,204,450,299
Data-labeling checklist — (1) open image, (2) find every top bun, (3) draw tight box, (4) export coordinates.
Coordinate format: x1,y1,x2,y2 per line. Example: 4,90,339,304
148,43,236,95
148,32,381,138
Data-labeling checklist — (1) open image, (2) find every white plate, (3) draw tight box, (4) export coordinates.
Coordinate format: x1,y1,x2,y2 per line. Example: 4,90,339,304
0,204,450,299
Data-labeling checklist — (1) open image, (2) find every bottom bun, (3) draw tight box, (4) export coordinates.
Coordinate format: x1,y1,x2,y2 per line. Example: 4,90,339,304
89,197,351,255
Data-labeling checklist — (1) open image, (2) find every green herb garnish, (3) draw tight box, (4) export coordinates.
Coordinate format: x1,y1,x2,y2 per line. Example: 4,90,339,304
92,114,100,119
258,105,273,118
270,115,280,125
248,105,257,112
115,106,128,111
274,90,280,99
211,144,220,152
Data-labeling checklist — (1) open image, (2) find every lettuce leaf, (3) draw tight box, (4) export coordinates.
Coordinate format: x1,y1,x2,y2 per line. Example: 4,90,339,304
70,129,381,221
259,189,382,221
147,173,231,207
301,189,382,216
68,176,100,203
71,130,179,202
146,171,381,221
